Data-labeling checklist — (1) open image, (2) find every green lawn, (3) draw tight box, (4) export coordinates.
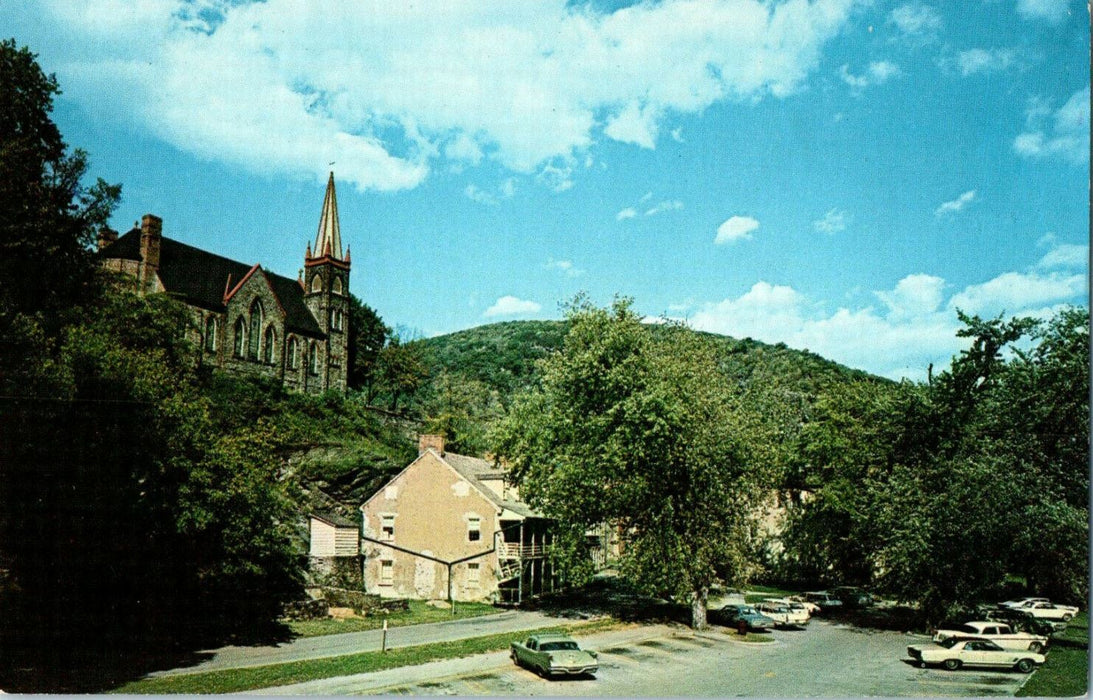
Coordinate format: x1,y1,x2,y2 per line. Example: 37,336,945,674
110,619,621,694
287,599,499,637
1017,612,1089,697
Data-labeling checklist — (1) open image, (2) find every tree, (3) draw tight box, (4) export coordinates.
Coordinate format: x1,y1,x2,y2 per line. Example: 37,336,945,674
346,294,389,398
377,334,428,412
493,298,769,628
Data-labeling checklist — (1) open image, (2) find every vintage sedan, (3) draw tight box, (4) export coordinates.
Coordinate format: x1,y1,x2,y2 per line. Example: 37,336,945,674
510,633,598,677
756,600,811,627
803,591,844,613
933,621,1049,652
1016,601,1079,622
710,604,775,630
907,637,1045,673
1000,596,1051,609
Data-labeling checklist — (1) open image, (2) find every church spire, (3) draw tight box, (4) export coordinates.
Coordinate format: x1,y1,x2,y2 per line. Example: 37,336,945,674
313,171,343,260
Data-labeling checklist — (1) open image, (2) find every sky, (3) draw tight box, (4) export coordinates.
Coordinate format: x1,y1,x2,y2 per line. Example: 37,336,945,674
5,0,1089,381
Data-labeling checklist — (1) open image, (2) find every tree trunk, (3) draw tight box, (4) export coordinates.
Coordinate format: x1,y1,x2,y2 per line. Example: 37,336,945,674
691,587,709,630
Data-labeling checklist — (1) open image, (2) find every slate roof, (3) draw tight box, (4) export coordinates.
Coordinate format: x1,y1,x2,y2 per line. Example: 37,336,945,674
101,229,324,338
441,451,541,519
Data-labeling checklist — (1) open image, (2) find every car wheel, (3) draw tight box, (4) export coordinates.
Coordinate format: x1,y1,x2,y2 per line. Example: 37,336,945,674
1062,613,1073,622
1016,659,1035,673
918,661,928,669
943,659,961,671
1028,642,1043,653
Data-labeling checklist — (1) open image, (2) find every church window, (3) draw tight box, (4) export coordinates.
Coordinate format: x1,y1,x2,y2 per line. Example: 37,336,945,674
263,326,276,364
308,342,319,375
204,317,218,352
248,299,263,360
332,276,343,295
287,337,299,369
310,274,322,293
233,317,246,358
331,308,343,331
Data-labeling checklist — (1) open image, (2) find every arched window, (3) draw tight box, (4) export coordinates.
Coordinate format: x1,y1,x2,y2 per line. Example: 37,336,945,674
310,274,322,293
332,276,343,295
204,316,218,352
248,299,263,360
331,308,343,331
233,317,246,358
308,341,319,375
287,337,299,369
263,325,276,364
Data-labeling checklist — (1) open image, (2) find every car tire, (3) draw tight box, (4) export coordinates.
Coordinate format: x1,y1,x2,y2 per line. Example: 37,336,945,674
918,661,928,669
943,659,961,671
1062,613,1073,622
1028,642,1044,653
1016,659,1035,673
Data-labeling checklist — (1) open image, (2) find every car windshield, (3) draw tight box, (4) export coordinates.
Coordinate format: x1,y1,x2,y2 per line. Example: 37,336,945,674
540,641,579,651
741,607,758,615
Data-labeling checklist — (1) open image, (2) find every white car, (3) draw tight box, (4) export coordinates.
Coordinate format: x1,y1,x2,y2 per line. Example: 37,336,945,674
1017,601,1079,622
784,596,821,614
755,600,811,627
907,638,1045,673
1000,597,1050,609
933,621,1048,652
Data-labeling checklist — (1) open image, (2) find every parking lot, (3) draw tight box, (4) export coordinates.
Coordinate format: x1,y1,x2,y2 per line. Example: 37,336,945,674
361,619,1035,697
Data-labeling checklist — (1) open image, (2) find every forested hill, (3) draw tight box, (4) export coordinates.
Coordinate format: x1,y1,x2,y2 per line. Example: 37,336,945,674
418,319,881,402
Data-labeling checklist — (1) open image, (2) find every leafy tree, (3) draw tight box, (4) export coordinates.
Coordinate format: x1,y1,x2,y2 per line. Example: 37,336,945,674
494,298,768,628
346,294,389,398
420,370,505,455
377,334,428,412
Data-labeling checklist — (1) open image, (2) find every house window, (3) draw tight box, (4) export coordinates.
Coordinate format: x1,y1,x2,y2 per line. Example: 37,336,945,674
380,560,393,586
310,274,322,293
467,516,481,542
467,562,480,586
204,316,217,352
233,317,246,358
332,276,343,295
248,299,263,360
287,337,299,369
308,342,319,375
380,514,395,541
263,325,276,364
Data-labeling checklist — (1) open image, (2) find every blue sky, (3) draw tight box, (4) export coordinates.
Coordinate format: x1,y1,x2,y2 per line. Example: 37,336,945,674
5,0,1088,380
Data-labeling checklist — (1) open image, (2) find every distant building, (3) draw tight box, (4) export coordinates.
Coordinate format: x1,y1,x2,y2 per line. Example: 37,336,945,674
360,435,556,604
98,173,351,393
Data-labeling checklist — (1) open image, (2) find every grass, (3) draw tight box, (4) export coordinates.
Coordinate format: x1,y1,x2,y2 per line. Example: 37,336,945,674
287,600,499,637
110,619,622,694
1017,612,1089,697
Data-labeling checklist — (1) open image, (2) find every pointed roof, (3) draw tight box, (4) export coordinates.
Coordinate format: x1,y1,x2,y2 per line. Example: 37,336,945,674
313,172,343,260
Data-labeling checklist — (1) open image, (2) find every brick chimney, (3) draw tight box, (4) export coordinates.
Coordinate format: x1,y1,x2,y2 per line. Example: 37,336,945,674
419,434,445,456
138,214,162,293
96,226,118,251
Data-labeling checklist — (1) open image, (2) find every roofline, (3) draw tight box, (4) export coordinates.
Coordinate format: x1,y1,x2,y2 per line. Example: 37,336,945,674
360,449,509,516
309,513,358,528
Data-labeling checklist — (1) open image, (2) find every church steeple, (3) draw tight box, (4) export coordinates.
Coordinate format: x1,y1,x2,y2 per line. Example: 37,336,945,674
312,171,343,261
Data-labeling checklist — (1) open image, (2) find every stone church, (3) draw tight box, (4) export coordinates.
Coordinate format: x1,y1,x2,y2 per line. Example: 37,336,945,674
99,173,351,394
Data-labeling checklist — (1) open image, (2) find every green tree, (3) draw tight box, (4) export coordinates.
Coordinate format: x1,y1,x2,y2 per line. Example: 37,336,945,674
346,294,389,398
420,370,505,455
377,334,428,412
494,298,768,628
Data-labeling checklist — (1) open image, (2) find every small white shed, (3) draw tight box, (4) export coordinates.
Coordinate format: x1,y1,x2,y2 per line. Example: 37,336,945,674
309,513,360,557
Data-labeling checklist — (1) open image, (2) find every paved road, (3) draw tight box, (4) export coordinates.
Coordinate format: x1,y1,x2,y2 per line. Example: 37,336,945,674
153,610,564,677
249,619,1037,697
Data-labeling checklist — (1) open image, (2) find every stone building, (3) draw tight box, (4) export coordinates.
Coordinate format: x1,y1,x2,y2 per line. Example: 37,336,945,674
98,173,351,393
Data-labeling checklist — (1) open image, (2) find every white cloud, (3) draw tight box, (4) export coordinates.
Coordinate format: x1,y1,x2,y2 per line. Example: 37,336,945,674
956,48,1017,76
1017,0,1073,23
935,189,977,216
813,208,848,234
839,61,901,90
464,179,515,205
616,207,638,221
538,162,575,193
1035,243,1088,270
34,0,860,192
645,200,684,216
716,216,760,244
484,295,542,318
686,265,1086,381
887,3,943,38
545,258,585,277
1014,86,1090,164
670,127,685,142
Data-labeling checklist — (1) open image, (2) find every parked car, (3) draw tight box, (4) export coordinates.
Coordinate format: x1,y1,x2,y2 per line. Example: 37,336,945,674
803,591,844,613
1013,601,1079,622
510,633,598,677
907,637,1045,673
785,595,822,614
830,586,875,608
1000,597,1051,610
932,621,1049,652
710,604,775,630
764,597,815,620
755,600,810,627
985,607,1063,635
